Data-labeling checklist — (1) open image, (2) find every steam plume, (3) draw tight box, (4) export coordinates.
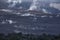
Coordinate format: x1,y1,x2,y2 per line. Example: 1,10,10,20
29,0,38,10
7,0,22,7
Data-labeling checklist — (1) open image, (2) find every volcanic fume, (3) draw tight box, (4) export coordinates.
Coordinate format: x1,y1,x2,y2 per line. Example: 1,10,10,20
29,0,38,10
7,0,22,7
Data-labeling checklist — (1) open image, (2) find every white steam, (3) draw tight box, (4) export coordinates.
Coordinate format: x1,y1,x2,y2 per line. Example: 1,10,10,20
29,0,38,10
42,8,48,13
50,3,60,10
7,0,22,7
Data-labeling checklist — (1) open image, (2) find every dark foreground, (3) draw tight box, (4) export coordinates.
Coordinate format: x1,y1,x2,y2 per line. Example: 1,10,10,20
0,32,60,40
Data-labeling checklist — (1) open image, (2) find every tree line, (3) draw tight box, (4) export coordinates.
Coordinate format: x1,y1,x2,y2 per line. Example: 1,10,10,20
0,32,60,40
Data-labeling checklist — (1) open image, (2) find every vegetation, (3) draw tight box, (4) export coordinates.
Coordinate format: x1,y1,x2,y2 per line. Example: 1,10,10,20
0,32,60,40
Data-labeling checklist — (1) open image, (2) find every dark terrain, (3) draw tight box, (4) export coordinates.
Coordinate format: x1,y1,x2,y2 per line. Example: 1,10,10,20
0,10,60,35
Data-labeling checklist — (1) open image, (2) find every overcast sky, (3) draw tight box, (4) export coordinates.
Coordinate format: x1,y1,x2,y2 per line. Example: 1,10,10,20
0,0,60,3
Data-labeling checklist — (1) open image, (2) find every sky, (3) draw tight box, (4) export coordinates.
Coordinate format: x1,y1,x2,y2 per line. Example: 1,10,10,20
0,0,60,10
1,0,60,3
